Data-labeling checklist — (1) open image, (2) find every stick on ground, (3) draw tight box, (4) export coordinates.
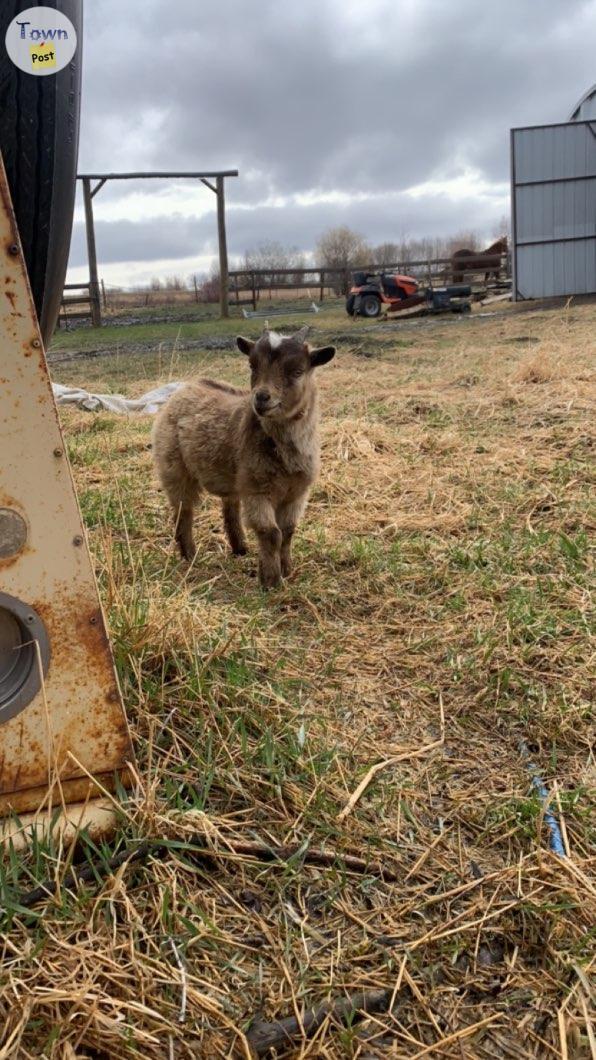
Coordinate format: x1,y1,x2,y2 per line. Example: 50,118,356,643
10,834,402,910
245,986,395,1056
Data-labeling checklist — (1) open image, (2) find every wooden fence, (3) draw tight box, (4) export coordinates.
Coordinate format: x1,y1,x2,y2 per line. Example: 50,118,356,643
57,282,101,328
229,254,511,310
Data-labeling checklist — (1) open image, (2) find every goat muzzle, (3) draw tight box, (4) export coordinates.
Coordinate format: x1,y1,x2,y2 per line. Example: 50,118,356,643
253,389,278,416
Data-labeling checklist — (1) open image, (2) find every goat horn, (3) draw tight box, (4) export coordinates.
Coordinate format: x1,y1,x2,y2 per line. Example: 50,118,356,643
293,325,310,343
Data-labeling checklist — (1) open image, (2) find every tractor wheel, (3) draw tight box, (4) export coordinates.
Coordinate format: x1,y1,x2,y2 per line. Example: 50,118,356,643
361,293,381,318
0,1,83,345
345,293,356,316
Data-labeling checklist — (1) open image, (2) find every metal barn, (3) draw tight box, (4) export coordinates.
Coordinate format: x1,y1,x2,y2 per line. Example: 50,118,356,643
510,96,596,301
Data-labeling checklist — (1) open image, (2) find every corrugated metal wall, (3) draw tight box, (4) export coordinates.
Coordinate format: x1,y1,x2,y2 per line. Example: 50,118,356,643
511,121,596,299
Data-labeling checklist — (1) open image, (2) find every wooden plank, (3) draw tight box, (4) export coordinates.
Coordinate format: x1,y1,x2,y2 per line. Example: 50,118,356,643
480,292,512,306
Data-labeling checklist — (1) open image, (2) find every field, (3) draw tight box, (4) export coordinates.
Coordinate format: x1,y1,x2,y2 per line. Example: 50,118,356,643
1,300,595,1058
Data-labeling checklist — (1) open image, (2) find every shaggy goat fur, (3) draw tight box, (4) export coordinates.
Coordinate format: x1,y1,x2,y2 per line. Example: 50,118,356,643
152,327,335,588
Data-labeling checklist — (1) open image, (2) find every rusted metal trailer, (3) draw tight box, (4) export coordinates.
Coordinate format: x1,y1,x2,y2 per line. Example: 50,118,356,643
0,1,132,846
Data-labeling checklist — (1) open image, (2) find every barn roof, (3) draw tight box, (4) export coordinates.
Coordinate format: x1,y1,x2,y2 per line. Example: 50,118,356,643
568,83,596,121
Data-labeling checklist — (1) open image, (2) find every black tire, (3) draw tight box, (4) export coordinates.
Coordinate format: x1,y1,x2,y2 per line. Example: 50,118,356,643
361,293,381,318
345,293,356,316
0,1,83,345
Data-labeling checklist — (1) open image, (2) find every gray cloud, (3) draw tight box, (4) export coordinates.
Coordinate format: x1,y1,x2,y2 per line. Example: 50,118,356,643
70,0,596,275
68,191,508,270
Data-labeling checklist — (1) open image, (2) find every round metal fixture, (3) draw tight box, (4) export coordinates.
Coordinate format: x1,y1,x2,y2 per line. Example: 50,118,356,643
0,592,50,725
0,508,28,560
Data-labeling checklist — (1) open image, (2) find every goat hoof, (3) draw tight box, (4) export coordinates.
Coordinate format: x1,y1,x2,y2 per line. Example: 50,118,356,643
260,578,281,591
232,546,248,557
179,547,196,563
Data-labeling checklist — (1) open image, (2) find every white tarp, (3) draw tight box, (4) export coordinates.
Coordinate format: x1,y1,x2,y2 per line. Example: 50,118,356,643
52,382,183,415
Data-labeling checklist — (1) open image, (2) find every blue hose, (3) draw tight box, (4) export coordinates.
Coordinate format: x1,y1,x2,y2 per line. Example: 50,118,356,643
519,742,567,857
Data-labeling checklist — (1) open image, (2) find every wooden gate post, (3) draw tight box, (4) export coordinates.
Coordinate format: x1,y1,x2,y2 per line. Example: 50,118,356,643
82,177,102,328
216,175,229,319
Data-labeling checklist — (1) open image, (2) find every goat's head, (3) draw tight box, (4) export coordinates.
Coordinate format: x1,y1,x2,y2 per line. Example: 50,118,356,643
236,326,335,421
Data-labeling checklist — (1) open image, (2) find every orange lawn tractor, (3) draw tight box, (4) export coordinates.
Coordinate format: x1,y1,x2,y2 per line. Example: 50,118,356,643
346,270,472,318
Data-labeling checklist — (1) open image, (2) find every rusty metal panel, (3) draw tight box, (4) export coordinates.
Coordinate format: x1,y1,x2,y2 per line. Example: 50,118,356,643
0,156,133,814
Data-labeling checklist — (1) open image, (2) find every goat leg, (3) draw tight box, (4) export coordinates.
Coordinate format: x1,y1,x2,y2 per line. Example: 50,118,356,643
244,497,282,589
222,498,248,556
280,531,294,578
277,496,307,579
175,505,196,561
257,527,282,588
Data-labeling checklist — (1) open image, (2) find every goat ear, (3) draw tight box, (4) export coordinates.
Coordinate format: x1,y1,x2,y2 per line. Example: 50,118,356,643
236,336,254,355
309,345,336,368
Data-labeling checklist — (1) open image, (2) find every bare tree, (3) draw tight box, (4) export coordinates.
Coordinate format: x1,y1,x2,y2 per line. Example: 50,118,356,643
242,241,306,297
195,264,221,304
164,275,185,290
491,214,511,241
370,242,403,267
243,241,291,269
445,230,481,254
244,241,304,278
316,226,371,293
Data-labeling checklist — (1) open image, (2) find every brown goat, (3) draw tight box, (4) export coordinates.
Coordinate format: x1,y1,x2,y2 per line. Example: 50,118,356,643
151,326,335,589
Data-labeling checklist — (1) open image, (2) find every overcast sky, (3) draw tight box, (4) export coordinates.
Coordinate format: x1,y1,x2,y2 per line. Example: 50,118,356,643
67,0,596,287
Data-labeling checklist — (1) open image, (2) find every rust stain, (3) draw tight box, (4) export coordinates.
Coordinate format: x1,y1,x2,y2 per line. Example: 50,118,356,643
0,585,133,797
0,496,31,568
0,542,32,569
0,165,44,339
0,157,134,814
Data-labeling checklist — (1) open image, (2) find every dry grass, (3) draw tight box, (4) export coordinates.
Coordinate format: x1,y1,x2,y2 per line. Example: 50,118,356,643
1,302,595,1058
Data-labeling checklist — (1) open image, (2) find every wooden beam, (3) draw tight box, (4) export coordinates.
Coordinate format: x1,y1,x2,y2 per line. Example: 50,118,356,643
77,170,238,180
216,175,229,319
90,177,107,198
76,170,239,321
82,177,102,328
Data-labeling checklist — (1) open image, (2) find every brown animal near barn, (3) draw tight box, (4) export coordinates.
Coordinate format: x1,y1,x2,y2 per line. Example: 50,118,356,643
152,325,336,589
451,237,508,284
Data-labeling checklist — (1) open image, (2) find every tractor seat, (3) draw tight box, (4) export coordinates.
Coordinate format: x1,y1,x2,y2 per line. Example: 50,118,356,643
381,273,400,295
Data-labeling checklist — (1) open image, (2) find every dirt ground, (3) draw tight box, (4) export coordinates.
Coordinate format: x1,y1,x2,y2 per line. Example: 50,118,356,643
2,300,595,1058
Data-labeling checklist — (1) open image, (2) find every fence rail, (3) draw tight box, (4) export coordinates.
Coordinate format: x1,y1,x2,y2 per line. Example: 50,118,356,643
57,282,101,329
57,254,511,326
228,255,510,309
